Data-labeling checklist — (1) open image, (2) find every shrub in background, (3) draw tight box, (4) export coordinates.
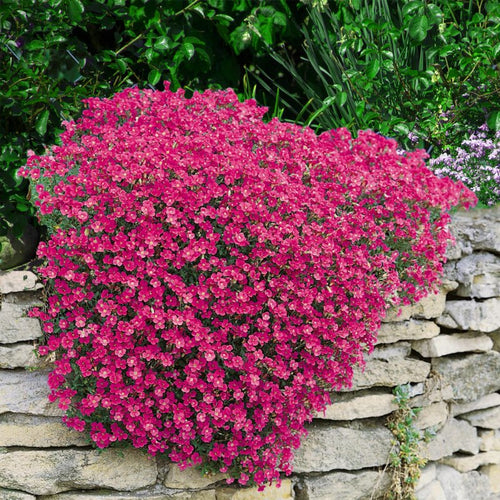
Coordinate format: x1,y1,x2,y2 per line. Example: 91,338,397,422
21,84,475,487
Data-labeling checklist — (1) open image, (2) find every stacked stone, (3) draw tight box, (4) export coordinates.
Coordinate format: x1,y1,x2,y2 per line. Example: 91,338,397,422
0,205,498,500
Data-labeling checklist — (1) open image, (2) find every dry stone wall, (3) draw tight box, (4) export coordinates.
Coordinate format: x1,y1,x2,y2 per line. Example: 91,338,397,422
0,206,499,500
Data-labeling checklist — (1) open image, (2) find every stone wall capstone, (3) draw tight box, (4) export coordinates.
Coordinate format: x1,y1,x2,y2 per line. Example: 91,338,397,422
0,205,499,500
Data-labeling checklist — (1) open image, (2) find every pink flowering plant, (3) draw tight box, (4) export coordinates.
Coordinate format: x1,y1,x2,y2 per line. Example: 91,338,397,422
20,84,475,487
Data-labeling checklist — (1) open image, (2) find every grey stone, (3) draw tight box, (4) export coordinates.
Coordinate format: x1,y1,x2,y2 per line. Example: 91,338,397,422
0,225,38,271
0,413,88,447
423,418,480,461
415,479,447,500
293,421,392,472
0,369,63,416
342,358,430,391
163,465,227,489
440,451,500,472
414,402,448,430
481,464,500,493
480,430,500,452
0,489,36,500
444,252,500,298
367,342,411,360
0,449,157,495
460,406,500,430
319,390,397,420
415,463,437,491
437,298,500,332
215,480,293,500
452,393,500,417
491,331,500,352
41,490,216,500
0,343,39,369
298,469,390,500
376,320,440,344
0,302,42,343
446,205,500,259
0,271,42,294
435,464,493,500
432,352,500,403
412,332,493,358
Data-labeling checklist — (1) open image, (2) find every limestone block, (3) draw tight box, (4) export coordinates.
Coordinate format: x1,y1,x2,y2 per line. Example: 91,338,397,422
0,489,36,500
292,422,392,472
0,369,62,416
0,413,88,447
163,465,227,489
410,378,454,408
432,352,500,403
0,449,157,495
412,332,493,358
446,205,500,258
342,358,430,391
215,480,292,500
415,463,436,491
444,252,500,298
0,302,42,343
415,480,446,500
435,464,493,500
0,343,39,369
481,464,500,493
440,451,500,472
492,331,500,352
414,402,448,430
298,469,390,500
376,320,440,344
480,430,500,452
367,342,411,360
0,271,42,294
319,390,397,420
460,405,500,430
437,298,500,332
452,393,500,417
422,418,480,461
42,490,216,500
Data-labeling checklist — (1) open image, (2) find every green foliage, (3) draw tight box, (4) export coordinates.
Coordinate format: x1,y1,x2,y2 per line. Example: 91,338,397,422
252,0,500,150
0,0,300,239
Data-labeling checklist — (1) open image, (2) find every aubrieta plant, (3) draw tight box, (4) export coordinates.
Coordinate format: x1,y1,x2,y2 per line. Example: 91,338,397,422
19,84,476,488
429,124,500,207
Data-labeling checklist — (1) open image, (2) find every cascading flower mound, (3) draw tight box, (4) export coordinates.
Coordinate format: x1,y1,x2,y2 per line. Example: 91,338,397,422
20,83,475,487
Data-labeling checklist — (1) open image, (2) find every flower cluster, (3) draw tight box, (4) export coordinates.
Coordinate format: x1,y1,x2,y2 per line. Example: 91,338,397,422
429,124,500,206
20,84,475,487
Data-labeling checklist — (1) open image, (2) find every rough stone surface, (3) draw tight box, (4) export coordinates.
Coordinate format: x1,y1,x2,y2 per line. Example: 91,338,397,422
163,465,226,489
435,464,493,500
410,378,454,408
0,413,88,447
0,302,42,343
415,463,436,491
415,479,446,500
342,358,430,391
0,343,39,369
452,393,500,417
446,205,500,258
423,418,480,461
319,390,397,420
440,451,500,472
0,369,62,416
0,449,157,495
376,320,440,344
414,402,448,430
366,342,411,360
412,332,493,357
383,283,456,322
480,430,500,452
437,298,500,332
216,481,292,500
481,464,500,493
0,489,36,500
460,406,500,430
0,271,42,294
42,490,216,500
293,422,392,472
444,252,500,298
432,352,500,403
0,225,38,271
297,470,390,500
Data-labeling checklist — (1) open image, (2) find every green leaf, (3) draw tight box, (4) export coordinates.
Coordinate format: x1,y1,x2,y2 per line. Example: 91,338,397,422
336,91,347,107
182,42,195,60
35,110,49,136
148,69,161,86
366,59,380,79
426,4,443,25
408,15,429,42
67,0,84,23
402,1,422,17
487,111,500,131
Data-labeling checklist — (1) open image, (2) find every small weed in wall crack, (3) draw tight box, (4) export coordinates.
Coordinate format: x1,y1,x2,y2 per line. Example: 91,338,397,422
384,384,433,500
